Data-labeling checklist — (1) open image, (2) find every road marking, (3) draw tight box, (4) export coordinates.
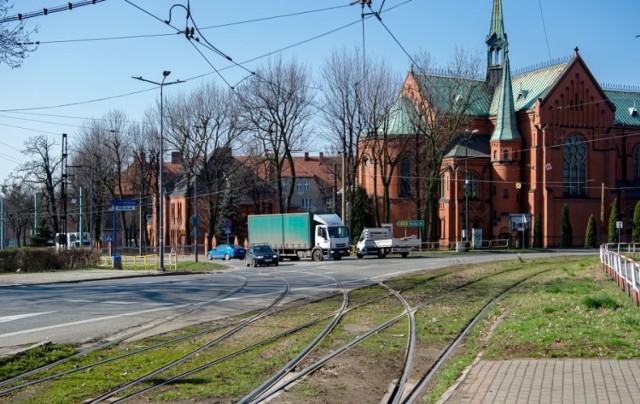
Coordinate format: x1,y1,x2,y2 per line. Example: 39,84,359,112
0,306,186,338
0,312,53,323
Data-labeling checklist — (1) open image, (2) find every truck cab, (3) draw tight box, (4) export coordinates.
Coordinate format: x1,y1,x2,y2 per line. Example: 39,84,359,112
313,214,350,260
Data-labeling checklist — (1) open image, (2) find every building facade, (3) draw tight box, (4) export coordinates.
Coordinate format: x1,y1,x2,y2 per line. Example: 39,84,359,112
361,0,640,247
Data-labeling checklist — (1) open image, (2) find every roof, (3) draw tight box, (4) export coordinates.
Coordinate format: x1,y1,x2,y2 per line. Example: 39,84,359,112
490,50,522,142
444,135,490,159
383,96,419,135
603,89,640,127
413,74,492,117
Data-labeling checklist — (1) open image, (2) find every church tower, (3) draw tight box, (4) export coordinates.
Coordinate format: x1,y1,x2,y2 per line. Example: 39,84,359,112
485,0,507,92
490,45,522,236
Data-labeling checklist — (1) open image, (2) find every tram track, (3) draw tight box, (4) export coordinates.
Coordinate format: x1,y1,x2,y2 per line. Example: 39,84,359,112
0,259,570,403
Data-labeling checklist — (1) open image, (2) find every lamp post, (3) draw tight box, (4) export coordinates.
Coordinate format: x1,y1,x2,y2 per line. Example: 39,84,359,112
190,126,205,263
132,71,185,271
463,129,478,247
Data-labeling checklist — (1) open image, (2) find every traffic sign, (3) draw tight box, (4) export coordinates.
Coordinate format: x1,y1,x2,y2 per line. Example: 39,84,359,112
114,205,136,211
112,199,139,206
397,220,424,227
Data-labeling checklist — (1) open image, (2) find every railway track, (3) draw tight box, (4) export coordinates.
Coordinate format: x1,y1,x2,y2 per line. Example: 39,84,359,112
1,260,563,403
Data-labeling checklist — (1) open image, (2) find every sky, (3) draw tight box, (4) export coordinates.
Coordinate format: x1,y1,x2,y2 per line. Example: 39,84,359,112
0,0,639,183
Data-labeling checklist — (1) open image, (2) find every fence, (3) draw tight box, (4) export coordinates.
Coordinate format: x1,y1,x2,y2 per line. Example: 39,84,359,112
97,253,178,270
599,243,640,306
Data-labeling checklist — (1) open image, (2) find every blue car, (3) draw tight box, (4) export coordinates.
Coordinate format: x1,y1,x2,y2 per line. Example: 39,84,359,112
207,244,246,260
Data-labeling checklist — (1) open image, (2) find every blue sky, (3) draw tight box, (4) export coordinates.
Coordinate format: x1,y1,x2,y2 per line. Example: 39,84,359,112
0,0,639,182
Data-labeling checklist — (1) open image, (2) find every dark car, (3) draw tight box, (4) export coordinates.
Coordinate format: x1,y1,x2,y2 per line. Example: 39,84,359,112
207,244,246,260
246,244,279,267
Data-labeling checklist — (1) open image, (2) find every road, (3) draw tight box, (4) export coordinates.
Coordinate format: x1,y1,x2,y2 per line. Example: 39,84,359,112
0,251,595,348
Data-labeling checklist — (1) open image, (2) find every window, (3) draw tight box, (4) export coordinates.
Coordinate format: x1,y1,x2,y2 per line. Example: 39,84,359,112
301,198,312,209
502,149,509,161
563,134,587,197
634,144,640,180
399,157,411,197
296,180,309,192
465,173,479,199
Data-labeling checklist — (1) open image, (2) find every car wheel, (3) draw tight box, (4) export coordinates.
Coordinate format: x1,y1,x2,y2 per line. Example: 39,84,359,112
274,261,279,267
224,253,230,260
356,253,363,259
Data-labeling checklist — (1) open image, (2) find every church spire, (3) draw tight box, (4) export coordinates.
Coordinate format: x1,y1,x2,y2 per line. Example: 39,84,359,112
491,48,521,142
485,0,507,89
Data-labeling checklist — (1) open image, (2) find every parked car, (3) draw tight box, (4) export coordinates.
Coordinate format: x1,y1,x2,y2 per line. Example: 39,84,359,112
207,244,246,260
246,244,279,267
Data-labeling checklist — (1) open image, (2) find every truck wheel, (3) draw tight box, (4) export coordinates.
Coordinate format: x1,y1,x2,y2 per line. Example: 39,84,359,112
378,250,386,259
401,252,408,258
312,249,323,261
356,253,363,259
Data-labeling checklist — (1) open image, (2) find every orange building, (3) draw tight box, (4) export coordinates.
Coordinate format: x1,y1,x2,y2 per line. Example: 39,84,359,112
361,0,640,248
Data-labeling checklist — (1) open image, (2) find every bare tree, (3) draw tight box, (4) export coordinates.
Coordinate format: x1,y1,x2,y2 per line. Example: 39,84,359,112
165,82,246,250
358,59,402,225
0,0,37,69
17,135,61,234
73,110,134,247
408,48,485,241
320,47,364,228
1,180,33,246
237,56,315,214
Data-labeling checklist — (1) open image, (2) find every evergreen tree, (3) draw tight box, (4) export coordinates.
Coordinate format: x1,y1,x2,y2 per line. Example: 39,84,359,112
30,219,54,247
560,204,572,248
533,215,543,248
584,214,597,248
349,186,373,245
608,197,620,244
632,201,640,243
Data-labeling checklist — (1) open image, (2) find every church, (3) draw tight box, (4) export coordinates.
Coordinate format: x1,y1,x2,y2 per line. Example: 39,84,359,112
362,0,640,248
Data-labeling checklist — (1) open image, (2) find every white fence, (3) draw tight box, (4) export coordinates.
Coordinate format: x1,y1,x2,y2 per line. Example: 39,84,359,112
599,244,640,306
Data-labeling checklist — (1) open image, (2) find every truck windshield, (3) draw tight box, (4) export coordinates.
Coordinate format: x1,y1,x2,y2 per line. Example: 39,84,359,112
328,226,349,238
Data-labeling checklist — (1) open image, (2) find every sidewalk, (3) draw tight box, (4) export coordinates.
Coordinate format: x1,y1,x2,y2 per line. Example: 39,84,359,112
0,268,164,287
440,358,640,403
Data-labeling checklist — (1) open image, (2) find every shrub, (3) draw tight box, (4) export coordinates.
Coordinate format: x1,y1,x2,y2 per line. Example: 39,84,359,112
560,204,573,248
584,214,597,248
608,197,620,244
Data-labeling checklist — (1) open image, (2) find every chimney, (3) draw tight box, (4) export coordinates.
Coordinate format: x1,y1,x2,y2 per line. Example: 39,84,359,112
304,152,309,161
319,152,324,165
171,151,183,164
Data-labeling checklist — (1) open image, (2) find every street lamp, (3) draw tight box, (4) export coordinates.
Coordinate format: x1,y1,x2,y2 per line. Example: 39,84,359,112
132,71,185,271
463,129,478,247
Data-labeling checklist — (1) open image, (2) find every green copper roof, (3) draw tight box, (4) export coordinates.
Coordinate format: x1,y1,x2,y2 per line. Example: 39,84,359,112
604,89,640,127
383,96,419,135
486,0,507,50
414,74,492,117
490,50,521,142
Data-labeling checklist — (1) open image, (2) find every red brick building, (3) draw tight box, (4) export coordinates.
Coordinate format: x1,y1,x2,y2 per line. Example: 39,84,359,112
361,0,640,247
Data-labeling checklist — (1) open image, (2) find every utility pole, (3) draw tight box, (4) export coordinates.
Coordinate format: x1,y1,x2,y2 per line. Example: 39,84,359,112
60,133,68,249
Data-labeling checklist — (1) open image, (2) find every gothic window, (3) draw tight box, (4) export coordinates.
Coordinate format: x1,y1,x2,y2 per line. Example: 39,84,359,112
465,173,479,200
502,149,509,161
399,157,411,197
634,144,640,180
563,134,587,197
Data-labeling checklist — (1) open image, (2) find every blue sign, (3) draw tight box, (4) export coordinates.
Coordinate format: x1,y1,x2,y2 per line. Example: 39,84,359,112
112,199,139,207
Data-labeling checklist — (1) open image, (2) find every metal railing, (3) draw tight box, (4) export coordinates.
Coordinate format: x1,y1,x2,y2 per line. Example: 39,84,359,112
97,253,178,270
600,244,640,306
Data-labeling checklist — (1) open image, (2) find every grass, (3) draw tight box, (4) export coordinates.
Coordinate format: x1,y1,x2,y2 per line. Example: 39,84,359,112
3,254,639,403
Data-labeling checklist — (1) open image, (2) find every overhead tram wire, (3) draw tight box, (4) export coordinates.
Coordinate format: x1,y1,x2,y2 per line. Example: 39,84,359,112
0,0,107,24
1,1,409,113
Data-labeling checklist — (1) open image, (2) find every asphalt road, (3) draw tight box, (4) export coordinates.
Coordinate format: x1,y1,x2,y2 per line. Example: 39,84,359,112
0,251,596,348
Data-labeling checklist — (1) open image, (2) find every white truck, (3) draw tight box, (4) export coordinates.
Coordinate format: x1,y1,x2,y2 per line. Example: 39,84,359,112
355,224,421,258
